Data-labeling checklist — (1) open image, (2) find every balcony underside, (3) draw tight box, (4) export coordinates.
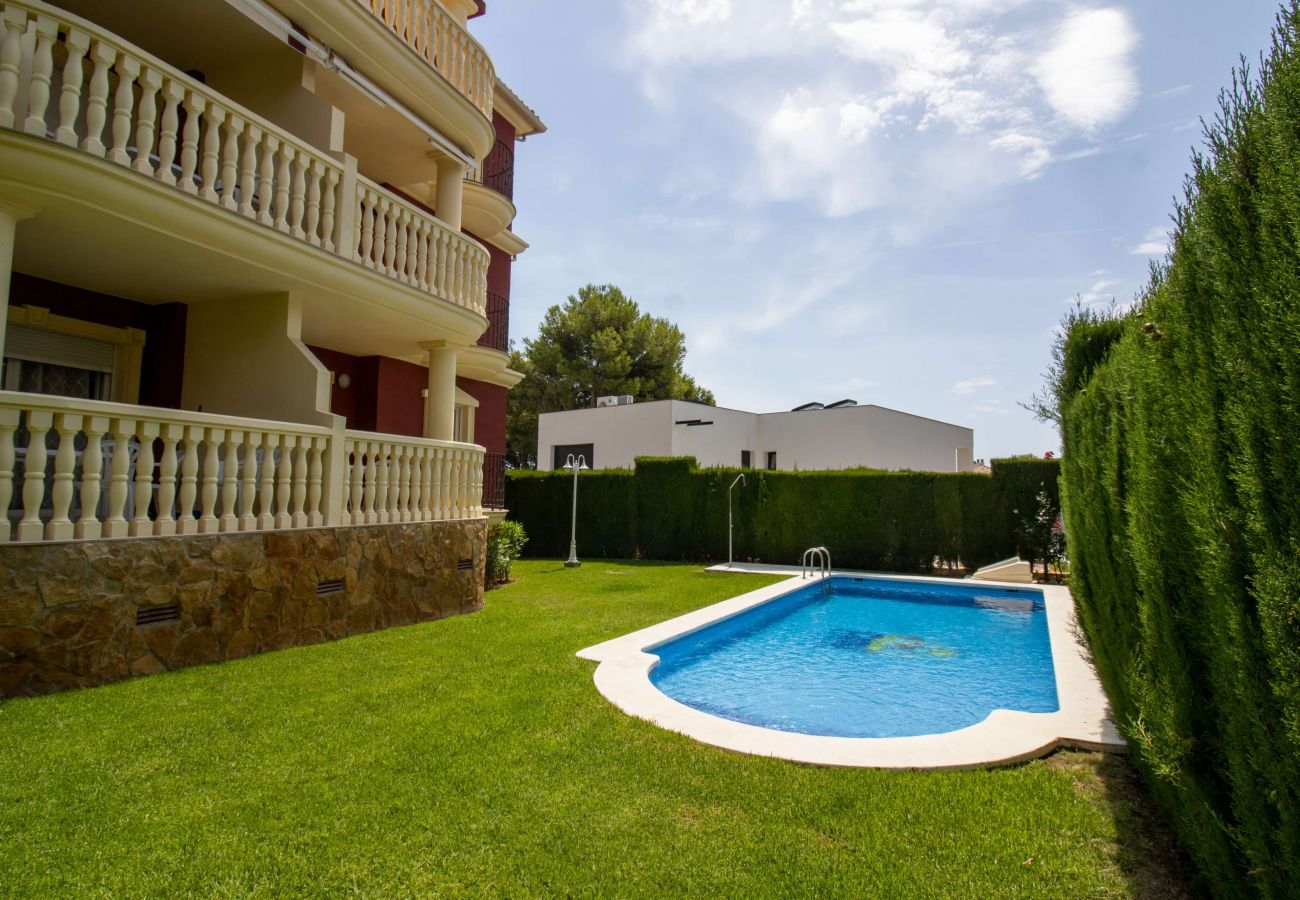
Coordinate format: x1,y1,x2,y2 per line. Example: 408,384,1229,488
462,180,517,249
0,133,485,359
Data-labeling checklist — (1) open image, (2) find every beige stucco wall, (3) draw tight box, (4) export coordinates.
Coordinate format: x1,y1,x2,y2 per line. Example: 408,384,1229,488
537,402,673,470
182,292,333,426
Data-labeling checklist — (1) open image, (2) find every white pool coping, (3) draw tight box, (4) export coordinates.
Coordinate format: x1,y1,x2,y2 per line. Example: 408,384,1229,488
577,568,1125,770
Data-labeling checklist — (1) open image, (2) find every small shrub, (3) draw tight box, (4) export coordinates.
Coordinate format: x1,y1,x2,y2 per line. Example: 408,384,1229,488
486,520,528,586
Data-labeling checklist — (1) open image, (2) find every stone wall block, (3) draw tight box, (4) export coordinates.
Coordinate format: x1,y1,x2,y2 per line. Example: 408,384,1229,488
1,520,485,696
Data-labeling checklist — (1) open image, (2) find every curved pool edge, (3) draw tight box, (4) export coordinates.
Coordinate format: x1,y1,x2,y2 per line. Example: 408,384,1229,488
576,571,1126,770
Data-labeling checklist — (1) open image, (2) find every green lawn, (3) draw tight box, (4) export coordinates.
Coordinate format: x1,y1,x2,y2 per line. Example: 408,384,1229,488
1,560,1187,897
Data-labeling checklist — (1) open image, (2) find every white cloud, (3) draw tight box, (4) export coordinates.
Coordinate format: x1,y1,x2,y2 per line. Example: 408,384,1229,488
953,376,997,396
1074,277,1121,307
1131,225,1170,256
626,0,1144,223
1035,9,1140,130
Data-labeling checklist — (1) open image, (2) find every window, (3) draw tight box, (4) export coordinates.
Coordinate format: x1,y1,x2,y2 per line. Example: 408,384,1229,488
766,451,777,471
740,450,751,468
3,326,115,400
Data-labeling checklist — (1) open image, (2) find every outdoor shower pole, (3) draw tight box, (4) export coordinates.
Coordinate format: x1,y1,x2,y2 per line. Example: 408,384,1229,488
728,473,746,567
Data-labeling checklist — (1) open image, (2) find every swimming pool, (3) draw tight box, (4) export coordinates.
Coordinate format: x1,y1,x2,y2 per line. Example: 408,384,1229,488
578,569,1124,768
650,577,1058,739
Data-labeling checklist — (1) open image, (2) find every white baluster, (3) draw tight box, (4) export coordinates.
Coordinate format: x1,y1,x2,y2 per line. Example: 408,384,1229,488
16,411,51,543
434,230,449,297
321,167,338,253
305,159,322,245
289,150,307,239
347,440,364,525
178,90,204,194
99,419,133,538
307,436,324,527
22,15,56,136
430,447,445,520
0,7,28,130
154,79,183,186
129,421,158,537
239,432,259,531
132,67,162,175
220,431,241,532
55,28,89,146
395,445,410,521
256,433,276,530
414,221,429,291
237,124,259,218
273,144,292,233
80,41,115,157
258,133,277,226
363,440,378,524
359,191,376,267
0,409,17,542
74,415,106,540
394,210,411,283
382,199,398,276
176,425,201,534
198,428,222,533
410,446,425,523
154,423,180,536
200,104,223,202
40,413,78,542
291,438,307,528
373,194,390,271
107,55,140,165
375,442,391,524
220,114,242,211
274,434,295,529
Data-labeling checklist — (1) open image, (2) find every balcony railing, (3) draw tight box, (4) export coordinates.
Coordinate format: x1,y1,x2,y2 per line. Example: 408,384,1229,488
482,451,504,510
0,0,489,319
0,392,486,545
476,291,508,353
466,138,513,201
356,0,493,120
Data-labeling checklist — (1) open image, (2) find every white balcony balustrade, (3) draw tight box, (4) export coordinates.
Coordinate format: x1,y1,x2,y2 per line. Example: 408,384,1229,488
0,0,488,318
0,393,485,545
357,0,493,120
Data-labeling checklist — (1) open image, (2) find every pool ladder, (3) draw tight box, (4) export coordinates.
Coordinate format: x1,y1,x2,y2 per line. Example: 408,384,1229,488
802,546,831,579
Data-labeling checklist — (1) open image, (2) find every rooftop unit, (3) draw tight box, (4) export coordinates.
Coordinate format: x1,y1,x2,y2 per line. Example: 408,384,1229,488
597,395,634,408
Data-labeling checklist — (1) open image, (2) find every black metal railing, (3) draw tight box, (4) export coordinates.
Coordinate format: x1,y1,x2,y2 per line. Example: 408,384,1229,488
477,291,509,353
480,138,514,201
482,451,506,509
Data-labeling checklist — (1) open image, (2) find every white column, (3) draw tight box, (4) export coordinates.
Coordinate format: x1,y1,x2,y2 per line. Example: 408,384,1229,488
0,199,38,357
434,156,466,231
422,341,458,441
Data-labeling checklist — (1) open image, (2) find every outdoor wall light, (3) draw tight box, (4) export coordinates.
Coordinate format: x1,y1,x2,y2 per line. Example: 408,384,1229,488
564,453,589,568
337,373,351,389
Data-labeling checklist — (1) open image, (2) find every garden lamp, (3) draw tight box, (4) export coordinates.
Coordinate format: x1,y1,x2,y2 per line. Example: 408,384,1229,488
564,453,589,568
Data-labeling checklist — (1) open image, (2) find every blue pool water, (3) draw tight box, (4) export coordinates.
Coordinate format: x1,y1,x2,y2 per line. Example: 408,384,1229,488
649,577,1059,739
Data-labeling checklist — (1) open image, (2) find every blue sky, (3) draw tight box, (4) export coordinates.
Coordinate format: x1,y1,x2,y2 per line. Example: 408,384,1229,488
475,1,1281,460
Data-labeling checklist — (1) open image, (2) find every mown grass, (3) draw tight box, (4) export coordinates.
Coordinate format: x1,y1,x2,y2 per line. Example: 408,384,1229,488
1,561,1187,897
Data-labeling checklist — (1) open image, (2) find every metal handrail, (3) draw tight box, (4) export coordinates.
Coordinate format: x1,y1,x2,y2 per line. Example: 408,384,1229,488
801,546,830,579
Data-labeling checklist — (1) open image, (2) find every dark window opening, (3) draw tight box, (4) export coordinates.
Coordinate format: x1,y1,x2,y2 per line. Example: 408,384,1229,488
766,452,777,471
741,450,751,468
553,443,594,470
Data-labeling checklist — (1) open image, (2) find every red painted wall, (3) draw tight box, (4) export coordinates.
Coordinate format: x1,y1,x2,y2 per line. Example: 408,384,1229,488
457,377,506,454
487,241,512,298
493,111,515,146
308,347,426,438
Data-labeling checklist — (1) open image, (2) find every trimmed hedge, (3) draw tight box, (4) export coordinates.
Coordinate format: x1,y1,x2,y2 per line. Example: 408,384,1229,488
1056,8,1300,895
992,457,1063,567
506,457,1028,573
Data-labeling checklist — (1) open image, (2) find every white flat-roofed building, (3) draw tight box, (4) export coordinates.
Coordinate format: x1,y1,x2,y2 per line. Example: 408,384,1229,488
537,399,975,473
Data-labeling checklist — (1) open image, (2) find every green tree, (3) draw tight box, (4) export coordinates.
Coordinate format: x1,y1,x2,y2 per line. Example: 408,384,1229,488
506,284,715,467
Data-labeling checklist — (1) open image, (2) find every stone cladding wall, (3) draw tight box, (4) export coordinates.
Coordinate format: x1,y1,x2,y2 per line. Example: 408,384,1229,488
0,520,485,696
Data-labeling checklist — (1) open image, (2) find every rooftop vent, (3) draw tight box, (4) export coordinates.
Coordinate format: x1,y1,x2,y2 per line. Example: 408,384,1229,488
596,395,634,408
825,399,858,409
792,401,824,412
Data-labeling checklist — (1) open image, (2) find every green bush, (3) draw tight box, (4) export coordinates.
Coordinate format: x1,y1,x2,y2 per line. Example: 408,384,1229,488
506,460,1014,573
1055,8,1300,894
485,520,528,586
992,458,1063,573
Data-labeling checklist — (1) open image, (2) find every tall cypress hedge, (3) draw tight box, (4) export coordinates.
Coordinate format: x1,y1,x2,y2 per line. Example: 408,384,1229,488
506,458,1021,573
1056,7,1300,894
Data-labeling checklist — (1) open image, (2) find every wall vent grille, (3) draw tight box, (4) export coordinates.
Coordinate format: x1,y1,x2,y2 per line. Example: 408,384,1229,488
316,579,345,596
136,604,181,626
456,558,474,572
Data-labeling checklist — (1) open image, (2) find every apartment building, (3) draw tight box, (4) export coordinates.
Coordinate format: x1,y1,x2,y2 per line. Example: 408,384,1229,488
0,0,543,694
